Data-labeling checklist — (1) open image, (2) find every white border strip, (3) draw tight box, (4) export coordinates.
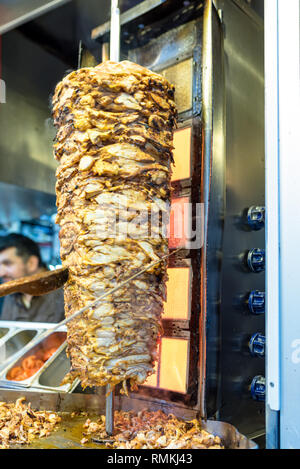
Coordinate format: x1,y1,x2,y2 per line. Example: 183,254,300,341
265,0,280,412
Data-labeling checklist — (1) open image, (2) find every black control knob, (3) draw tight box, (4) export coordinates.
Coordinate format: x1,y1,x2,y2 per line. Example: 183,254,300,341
247,248,265,273
247,206,265,231
248,290,265,315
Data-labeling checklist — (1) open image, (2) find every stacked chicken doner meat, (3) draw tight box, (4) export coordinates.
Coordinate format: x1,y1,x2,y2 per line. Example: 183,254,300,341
52,60,177,393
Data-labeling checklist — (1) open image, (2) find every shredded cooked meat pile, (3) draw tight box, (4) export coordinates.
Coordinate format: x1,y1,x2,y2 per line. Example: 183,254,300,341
52,60,177,392
0,398,61,449
81,410,224,449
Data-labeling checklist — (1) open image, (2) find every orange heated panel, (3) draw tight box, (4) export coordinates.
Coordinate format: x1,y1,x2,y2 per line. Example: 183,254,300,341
168,196,190,249
164,267,191,320
171,127,191,182
159,338,189,393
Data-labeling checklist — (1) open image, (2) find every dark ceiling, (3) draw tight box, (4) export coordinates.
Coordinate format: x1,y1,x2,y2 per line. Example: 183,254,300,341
15,0,149,69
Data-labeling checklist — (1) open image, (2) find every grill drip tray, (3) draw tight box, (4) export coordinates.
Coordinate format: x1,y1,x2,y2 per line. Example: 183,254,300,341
0,390,258,449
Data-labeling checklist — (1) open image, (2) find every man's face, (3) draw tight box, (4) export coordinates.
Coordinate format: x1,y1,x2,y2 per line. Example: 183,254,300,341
0,247,31,283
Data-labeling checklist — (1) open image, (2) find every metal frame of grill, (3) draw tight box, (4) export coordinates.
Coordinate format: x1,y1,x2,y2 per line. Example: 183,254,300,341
88,0,226,418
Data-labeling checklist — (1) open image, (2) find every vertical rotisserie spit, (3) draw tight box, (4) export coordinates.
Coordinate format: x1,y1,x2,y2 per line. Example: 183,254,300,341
52,60,177,393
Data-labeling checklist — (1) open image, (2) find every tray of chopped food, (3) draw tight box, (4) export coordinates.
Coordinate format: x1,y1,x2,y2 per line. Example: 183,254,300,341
0,396,257,450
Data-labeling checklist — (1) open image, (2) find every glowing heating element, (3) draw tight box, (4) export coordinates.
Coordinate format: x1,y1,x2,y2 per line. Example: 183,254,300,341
143,267,191,391
164,267,191,320
160,338,189,393
144,338,189,394
168,196,190,249
171,127,192,182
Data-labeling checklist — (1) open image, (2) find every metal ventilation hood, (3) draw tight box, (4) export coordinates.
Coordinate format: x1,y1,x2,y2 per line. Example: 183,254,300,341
0,0,71,35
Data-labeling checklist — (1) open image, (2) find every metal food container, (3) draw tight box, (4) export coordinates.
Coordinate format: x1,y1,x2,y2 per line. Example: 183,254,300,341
0,327,9,340
0,323,40,372
0,321,79,393
203,420,258,449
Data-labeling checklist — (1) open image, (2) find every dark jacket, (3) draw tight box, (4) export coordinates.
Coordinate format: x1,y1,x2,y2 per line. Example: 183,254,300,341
0,288,65,323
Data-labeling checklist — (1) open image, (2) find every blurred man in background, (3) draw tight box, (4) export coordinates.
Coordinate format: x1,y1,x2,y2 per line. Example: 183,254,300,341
0,233,64,323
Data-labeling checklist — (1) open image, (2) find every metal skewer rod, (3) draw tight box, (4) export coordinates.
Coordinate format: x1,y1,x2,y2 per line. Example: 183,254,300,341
110,0,120,62
105,0,121,434
105,383,115,435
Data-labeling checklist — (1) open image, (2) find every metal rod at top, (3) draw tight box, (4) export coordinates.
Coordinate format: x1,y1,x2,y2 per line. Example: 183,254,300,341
110,0,120,61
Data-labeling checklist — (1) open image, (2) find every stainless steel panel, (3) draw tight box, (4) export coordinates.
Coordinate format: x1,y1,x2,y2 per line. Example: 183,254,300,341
202,3,225,419
129,20,197,72
92,0,167,40
39,347,69,388
160,58,193,114
214,0,265,436
0,329,38,368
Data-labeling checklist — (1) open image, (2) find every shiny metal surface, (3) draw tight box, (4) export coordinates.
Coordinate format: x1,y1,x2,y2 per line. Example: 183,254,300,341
0,331,78,393
110,0,120,62
199,0,213,419
91,0,167,39
37,346,71,388
160,58,194,114
201,1,225,419
214,0,265,435
105,384,115,435
2,330,66,380
0,389,257,449
0,321,77,393
0,328,38,371
231,0,263,26
129,20,197,73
